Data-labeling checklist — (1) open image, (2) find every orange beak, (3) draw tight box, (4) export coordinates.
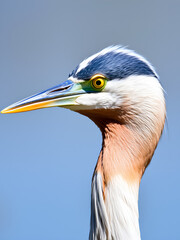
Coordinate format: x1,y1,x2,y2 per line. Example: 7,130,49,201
1,80,86,114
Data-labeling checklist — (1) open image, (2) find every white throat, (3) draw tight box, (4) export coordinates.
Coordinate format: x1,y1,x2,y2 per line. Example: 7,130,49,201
89,173,140,240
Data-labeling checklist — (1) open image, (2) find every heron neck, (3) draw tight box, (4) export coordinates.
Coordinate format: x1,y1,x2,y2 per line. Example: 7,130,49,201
97,122,145,182
90,121,143,240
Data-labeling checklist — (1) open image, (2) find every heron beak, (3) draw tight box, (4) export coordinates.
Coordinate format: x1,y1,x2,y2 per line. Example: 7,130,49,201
1,80,86,114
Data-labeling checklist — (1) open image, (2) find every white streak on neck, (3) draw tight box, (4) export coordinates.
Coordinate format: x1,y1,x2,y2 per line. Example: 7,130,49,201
105,175,140,240
89,173,140,240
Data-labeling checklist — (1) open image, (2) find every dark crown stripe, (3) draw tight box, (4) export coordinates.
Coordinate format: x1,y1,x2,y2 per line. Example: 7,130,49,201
69,50,157,81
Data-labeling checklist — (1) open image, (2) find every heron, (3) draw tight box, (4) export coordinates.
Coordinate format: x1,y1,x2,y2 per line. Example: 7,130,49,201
1,46,166,240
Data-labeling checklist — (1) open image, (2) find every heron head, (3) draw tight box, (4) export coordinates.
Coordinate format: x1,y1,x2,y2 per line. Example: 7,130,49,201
1,46,164,128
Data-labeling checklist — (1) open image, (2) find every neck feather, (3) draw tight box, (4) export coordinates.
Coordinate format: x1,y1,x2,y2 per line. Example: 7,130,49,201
90,123,143,240
89,118,164,240
90,172,140,240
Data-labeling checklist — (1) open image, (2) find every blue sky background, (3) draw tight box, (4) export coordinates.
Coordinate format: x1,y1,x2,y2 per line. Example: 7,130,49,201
0,1,179,239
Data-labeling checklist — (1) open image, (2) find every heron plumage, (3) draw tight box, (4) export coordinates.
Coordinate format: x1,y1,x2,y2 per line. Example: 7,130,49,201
1,46,166,240
70,46,158,80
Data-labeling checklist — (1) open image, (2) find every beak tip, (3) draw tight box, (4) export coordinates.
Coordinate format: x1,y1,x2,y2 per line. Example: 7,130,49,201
1,107,12,114
1,109,8,114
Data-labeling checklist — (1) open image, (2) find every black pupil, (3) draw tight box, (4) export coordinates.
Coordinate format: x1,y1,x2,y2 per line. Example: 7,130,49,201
96,80,101,86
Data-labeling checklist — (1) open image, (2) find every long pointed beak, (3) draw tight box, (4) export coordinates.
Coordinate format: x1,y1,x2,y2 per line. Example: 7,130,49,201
1,80,86,114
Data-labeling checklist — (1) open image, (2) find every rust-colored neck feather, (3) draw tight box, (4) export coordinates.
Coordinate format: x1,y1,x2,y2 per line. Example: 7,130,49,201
81,108,164,187
96,122,143,185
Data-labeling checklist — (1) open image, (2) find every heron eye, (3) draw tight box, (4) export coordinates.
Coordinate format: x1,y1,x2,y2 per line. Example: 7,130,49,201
90,75,106,90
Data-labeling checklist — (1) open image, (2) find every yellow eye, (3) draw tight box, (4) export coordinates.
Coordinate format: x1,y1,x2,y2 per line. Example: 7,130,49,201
91,74,106,90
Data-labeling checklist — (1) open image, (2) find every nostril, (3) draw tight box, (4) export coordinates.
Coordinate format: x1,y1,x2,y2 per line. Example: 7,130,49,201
48,85,71,94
